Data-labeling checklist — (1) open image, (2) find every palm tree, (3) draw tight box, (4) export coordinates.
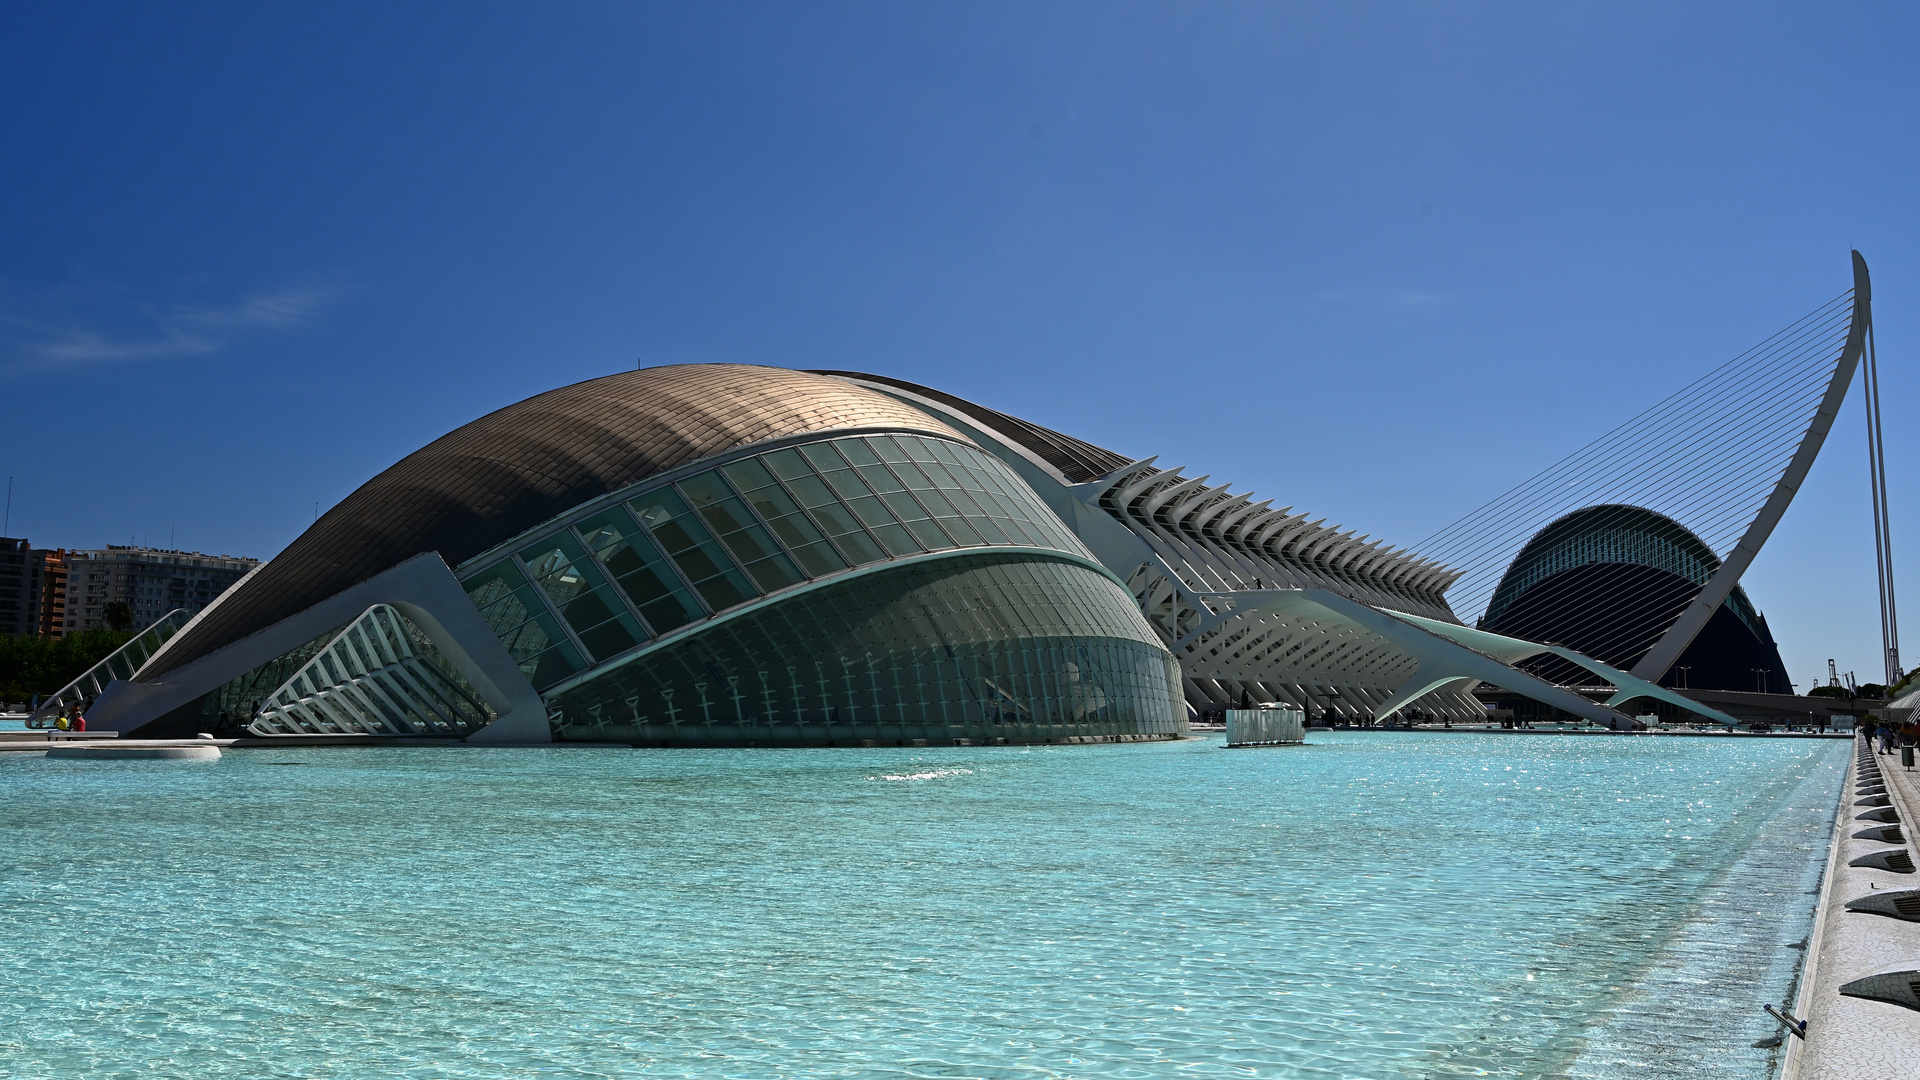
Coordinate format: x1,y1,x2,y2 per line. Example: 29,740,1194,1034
104,601,133,631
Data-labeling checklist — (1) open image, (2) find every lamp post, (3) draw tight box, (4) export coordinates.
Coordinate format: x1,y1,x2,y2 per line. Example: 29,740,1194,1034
1675,665,1690,690
1752,668,1767,693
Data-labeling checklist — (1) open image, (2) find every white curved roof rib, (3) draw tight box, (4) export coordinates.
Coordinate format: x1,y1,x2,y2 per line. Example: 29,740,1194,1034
1109,464,1176,511
1093,457,1160,503
1190,491,1256,538
1215,499,1275,541
1249,511,1309,549
1170,484,1234,532
1142,474,1212,522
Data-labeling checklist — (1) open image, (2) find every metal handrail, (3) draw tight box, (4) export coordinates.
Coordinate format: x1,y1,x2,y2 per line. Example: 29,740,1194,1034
25,611,193,728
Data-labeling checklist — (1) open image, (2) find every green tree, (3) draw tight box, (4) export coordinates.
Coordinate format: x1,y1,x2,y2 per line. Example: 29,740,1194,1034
0,629,134,701
104,601,133,631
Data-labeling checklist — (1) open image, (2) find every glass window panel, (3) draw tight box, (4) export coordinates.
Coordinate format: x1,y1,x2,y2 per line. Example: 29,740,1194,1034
669,544,729,583
867,435,911,463
789,540,846,577
629,489,706,554
846,494,902,532
609,567,673,610
743,554,803,592
836,438,883,467
821,467,871,503
940,485,988,518
901,437,941,464
761,447,813,483
890,460,935,491
1012,518,1055,547
498,613,562,662
519,532,603,608
903,517,955,551
591,538,651,583
983,490,1028,520
677,471,734,509
760,511,829,564
966,465,1013,496
576,614,644,661
694,496,760,540
812,507,886,565
783,473,839,510
463,564,542,635
630,488,759,609
717,523,782,565
854,463,905,494
628,587,700,635
870,522,921,557
577,508,705,635
925,439,966,466
966,513,1011,545
464,561,526,605
525,641,585,689
990,515,1039,547
913,457,960,490
762,510,830,555
798,441,852,475
915,489,962,519
879,491,931,524
735,473,800,517
938,515,987,547
720,457,779,493
561,588,619,633
691,569,755,612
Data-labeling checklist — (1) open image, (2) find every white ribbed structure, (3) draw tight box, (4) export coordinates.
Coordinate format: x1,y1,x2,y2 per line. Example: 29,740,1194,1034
249,605,497,737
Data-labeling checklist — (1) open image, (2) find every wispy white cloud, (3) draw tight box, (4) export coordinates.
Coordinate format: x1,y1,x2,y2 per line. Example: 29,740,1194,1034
4,285,332,371
181,287,330,331
1316,287,1443,311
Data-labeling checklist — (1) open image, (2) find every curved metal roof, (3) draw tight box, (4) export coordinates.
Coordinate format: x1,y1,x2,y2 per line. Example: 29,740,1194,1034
149,364,964,676
809,371,1134,484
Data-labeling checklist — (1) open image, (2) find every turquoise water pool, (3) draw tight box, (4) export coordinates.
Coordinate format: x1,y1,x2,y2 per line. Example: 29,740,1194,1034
0,732,1843,1078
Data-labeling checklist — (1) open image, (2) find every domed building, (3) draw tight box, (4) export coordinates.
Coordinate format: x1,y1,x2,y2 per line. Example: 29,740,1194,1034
92,365,1185,744
1479,504,1791,693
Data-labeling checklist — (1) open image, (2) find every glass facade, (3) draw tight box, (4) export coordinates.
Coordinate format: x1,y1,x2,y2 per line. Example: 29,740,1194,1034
458,432,1093,691
547,552,1183,746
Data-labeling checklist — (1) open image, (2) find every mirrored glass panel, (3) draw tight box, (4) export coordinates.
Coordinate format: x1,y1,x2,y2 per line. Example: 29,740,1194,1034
800,441,923,557
678,471,804,594
546,553,1181,747
465,430,1098,691
720,457,847,578
629,487,758,612
462,562,543,636
764,446,889,565
519,531,647,662
577,507,704,635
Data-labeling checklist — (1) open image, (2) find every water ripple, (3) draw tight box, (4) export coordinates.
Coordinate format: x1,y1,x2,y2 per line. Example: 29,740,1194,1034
0,733,1843,1078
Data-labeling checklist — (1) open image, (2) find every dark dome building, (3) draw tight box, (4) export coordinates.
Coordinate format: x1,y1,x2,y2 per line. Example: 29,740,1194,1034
1480,504,1790,693
92,365,1185,745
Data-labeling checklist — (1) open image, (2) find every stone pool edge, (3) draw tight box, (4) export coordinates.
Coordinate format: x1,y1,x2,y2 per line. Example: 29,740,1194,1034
1781,736,1920,1079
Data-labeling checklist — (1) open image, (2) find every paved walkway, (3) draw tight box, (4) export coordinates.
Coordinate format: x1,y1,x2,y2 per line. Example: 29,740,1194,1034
1784,737,1920,1079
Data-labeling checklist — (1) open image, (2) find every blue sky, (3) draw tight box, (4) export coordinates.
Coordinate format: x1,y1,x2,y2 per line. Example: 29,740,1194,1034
3,3,1915,688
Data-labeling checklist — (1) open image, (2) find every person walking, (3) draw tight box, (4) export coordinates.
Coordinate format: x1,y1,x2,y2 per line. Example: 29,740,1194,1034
1880,721,1899,755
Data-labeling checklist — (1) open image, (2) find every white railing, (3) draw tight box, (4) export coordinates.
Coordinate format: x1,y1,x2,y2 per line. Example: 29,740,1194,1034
26,611,192,728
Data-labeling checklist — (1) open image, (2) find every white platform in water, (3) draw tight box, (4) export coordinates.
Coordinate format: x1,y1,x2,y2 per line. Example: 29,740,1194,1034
45,743,222,760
